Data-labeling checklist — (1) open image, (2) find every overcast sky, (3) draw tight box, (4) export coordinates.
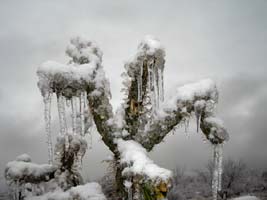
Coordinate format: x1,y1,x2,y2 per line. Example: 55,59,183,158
0,0,267,190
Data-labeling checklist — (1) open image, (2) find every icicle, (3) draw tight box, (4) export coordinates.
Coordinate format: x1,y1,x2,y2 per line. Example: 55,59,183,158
83,91,88,111
43,91,53,164
194,100,206,133
212,144,219,200
57,94,67,136
140,62,143,102
159,67,164,103
195,112,201,133
80,92,85,136
153,65,159,110
218,143,223,191
75,151,83,171
124,180,133,200
133,178,141,200
57,94,69,151
71,96,77,135
137,67,141,102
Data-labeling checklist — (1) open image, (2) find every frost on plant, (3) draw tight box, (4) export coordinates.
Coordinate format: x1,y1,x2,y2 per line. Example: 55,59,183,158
5,35,229,200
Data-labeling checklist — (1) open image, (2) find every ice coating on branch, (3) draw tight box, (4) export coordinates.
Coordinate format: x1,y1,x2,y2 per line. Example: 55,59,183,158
117,139,172,182
26,182,107,200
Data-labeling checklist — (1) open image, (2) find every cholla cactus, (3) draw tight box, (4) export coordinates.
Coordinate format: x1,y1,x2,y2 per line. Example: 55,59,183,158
5,35,229,200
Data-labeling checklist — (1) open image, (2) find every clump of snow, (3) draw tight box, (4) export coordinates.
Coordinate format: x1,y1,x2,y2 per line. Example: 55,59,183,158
37,36,109,97
176,79,217,101
15,154,32,162
107,106,126,130
5,157,56,183
116,139,172,183
26,182,107,200
124,180,132,188
205,117,229,141
138,35,165,55
164,79,217,111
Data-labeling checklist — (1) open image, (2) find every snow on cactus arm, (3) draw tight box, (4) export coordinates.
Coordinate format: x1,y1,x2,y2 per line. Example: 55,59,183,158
37,36,118,154
200,116,229,143
163,79,218,111
123,35,165,137
26,182,107,200
116,139,172,183
5,155,56,184
37,61,96,96
138,79,228,151
37,37,103,97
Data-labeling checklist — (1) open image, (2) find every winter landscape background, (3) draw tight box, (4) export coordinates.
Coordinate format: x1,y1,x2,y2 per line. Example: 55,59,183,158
0,0,267,199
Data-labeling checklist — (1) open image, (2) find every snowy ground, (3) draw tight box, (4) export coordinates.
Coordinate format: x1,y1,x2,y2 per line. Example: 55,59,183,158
232,196,260,200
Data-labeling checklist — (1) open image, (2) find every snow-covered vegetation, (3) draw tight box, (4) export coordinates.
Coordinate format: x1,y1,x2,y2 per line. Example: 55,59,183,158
5,35,230,200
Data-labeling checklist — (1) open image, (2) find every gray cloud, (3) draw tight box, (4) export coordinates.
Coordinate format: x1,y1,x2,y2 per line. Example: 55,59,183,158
0,0,267,190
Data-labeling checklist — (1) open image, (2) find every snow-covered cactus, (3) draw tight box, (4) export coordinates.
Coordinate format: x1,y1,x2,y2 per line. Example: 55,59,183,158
5,35,229,200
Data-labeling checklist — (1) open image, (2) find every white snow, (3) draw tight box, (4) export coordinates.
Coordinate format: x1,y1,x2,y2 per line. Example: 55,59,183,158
37,61,96,95
138,35,164,55
116,139,172,182
205,117,224,128
159,79,217,116
205,117,229,141
15,154,32,162
175,79,217,102
26,182,106,200
108,106,126,130
37,36,107,96
5,158,56,181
